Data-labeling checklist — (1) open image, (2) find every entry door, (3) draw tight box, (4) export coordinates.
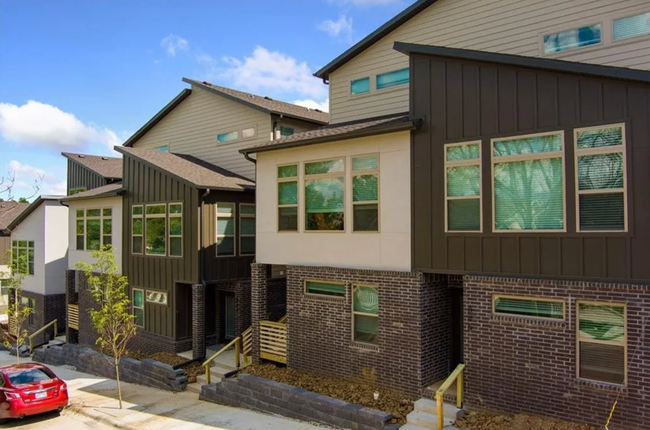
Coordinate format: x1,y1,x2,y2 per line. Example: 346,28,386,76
223,293,236,340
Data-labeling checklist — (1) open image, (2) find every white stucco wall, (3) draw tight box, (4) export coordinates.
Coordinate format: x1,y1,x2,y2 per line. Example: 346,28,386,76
256,131,411,271
67,196,123,274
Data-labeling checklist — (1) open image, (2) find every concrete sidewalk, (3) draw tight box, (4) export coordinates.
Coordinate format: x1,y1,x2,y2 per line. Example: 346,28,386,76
0,351,328,430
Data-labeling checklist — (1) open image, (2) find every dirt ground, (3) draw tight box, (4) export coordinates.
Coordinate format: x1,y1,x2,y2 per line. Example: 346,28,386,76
244,363,414,424
455,411,596,430
120,350,203,383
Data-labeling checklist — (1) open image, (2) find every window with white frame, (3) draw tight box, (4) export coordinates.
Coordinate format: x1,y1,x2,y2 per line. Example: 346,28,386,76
613,12,650,41
352,154,379,232
240,204,255,256
132,288,144,328
132,205,143,254
304,158,345,231
577,302,626,385
12,241,34,276
146,290,168,305
277,165,298,231
493,295,564,320
492,132,565,232
216,203,235,256
543,24,602,54
575,125,626,232
145,204,166,256
168,203,183,257
352,284,378,344
445,142,481,232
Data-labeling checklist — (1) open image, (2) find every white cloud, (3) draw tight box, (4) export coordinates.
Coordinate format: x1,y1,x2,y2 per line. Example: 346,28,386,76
7,160,66,197
218,46,327,99
293,98,330,112
160,34,189,57
318,15,353,42
0,100,121,153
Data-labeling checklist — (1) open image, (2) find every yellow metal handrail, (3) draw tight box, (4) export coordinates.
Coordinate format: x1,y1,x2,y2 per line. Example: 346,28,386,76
28,319,58,353
435,363,465,430
202,336,241,385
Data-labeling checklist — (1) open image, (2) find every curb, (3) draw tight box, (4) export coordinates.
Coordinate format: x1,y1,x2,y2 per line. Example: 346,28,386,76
66,402,139,430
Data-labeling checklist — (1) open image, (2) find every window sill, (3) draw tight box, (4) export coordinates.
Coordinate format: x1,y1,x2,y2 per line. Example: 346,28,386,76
350,341,379,352
489,315,565,329
574,378,627,392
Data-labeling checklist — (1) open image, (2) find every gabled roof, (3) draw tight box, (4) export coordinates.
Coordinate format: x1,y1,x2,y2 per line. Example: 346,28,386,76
122,89,192,147
183,78,330,124
116,147,255,191
61,183,124,202
61,152,123,179
315,0,438,79
6,196,63,232
393,42,650,83
241,113,420,155
0,202,30,232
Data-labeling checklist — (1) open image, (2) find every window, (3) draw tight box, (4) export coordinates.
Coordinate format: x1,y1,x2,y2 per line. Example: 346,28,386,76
493,295,564,320
445,142,481,232
77,208,112,251
575,125,626,232
241,127,256,139
146,290,168,305
76,210,84,250
217,131,239,143
153,145,169,152
577,302,626,385
168,203,183,257
613,12,650,40
350,77,370,95
305,159,345,231
69,187,86,195
85,209,101,250
543,24,602,54
145,204,166,256
103,208,112,246
216,203,235,256
280,126,294,137
352,154,379,232
240,204,255,256
492,132,565,232
11,241,34,276
305,280,345,297
278,164,298,231
132,289,144,328
132,205,143,254
353,284,378,344
376,68,409,90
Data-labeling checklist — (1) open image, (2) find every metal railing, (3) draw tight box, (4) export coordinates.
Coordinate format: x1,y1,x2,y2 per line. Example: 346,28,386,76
68,304,79,330
435,363,465,430
202,336,241,384
28,319,58,353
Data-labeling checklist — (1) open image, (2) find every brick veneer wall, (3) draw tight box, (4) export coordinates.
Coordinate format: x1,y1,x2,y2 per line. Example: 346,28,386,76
286,265,452,397
267,278,287,322
463,276,650,430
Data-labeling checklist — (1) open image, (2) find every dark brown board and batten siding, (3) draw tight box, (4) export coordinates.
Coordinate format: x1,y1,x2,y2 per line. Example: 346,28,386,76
67,159,108,194
410,53,650,282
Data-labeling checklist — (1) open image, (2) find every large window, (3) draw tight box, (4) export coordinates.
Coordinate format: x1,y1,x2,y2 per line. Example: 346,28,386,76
492,132,565,232
352,284,378,344
305,280,345,297
168,203,183,257
543,24,602,54
240,204,255,256
350,77,370,95
11,241,34,276
613,12,650,41
575,125,626,232
145,204,166,256
376,68,409,90
216,203,236,257
305,158,345,231
445,142,481,232
277,165,298,231
493,295,564,320
577,302,626,385
132,288,144,328
132,206,143,254
352,154,379,232
76,208,112,251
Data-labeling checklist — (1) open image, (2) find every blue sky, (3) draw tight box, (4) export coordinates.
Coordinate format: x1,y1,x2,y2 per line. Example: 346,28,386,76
0,0,409,200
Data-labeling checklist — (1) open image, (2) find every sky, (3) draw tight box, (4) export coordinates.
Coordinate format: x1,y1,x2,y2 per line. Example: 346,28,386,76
0,0,410,201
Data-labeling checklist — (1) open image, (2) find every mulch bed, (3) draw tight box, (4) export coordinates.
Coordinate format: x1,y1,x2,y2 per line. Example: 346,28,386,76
455,411,597,430
103,349,204,383
243,363,414,424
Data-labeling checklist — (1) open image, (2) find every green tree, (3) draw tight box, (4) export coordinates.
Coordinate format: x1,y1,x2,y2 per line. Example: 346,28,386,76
0,251,34,364
76,246,136,409
17,197,28,203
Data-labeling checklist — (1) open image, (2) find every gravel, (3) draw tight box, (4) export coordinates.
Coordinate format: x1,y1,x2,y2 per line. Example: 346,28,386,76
455,411,597,430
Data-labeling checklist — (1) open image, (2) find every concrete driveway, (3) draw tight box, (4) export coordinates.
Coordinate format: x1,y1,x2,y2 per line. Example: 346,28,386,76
0,351,329,430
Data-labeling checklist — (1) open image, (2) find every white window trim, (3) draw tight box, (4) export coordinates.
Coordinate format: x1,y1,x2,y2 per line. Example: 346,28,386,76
351,283,379,345
490,130,567,233
304,157,346,233
215,203,236,257
132,288,145,328
574,124,628,233
351,154,380,233
132,205,143,255
168,202,183,258
492,294,565,321
539,21,604,57
444,141,482,233
576,300,627,386
239,203,255,256
277,164,299,233
144,204,167,257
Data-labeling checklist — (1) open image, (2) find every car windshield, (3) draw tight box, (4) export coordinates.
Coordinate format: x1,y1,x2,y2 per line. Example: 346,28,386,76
7,368,53,385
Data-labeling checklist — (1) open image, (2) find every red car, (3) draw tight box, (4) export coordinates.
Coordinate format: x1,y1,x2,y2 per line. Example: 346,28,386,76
0,363,68,422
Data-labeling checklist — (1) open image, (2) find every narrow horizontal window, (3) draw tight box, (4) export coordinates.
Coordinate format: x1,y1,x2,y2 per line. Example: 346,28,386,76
493,296,564,320
543,24,602,54
305,280,345,297
350,77,370,95
217,131,239,143
376,68,409,90
146,290,168,305
446,142,481,232
280,126,294,137
153,145,169,152
613,12,650,40
241,127,256,139
352,154,379,232
278,164,298,232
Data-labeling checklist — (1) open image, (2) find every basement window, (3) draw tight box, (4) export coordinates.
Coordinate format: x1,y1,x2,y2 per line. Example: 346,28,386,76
493,295,564,320
305,280,345,297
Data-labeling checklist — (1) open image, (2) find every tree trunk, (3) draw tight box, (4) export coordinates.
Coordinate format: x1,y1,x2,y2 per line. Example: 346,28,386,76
115,356,122,409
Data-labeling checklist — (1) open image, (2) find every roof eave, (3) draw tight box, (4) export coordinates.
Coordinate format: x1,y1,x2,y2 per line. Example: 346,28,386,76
271,111,329,126
182,78,272,115
61,189,125,202
241,119,420,155
6,198,46,231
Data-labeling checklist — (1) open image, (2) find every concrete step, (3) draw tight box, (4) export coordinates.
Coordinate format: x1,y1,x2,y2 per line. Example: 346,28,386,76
208,362,239,379
186,382,202,394
196,374,222,387
406,411,455,429
54,335,66,342
414,398,464,420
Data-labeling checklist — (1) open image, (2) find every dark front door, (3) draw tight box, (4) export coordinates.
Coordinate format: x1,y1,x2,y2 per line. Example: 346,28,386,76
450,287,464,369
221,293,236,341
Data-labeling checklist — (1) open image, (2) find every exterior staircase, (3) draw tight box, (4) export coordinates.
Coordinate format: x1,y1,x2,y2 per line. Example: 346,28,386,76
185,347,243,394
403,398,463,430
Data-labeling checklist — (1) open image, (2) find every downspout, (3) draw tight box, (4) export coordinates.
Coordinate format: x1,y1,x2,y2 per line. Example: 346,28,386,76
199,189,211,288
243,152,256,164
